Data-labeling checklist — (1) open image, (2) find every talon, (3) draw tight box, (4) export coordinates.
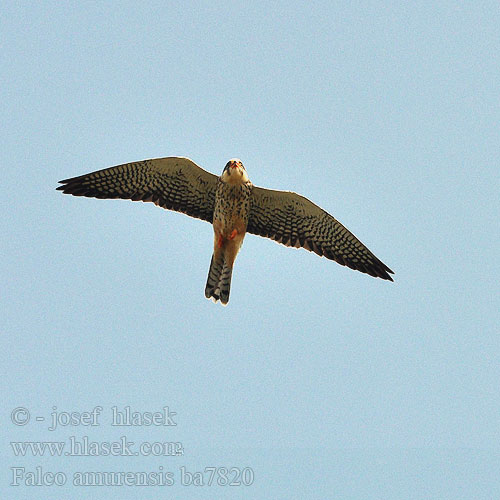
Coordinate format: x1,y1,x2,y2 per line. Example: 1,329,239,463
229,229,238,240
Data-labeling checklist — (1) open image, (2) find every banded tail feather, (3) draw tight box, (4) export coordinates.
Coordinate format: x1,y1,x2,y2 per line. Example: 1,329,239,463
205,254,233,305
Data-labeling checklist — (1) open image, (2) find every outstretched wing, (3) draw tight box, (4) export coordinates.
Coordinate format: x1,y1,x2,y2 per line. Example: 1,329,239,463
247,186,394,280
57,157,218,223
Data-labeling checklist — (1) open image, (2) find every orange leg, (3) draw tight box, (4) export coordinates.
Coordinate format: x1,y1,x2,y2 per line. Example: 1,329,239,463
229,229,238,240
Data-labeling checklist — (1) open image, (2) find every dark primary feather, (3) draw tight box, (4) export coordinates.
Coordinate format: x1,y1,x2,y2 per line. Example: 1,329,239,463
247,186,394,281
57,157,218,223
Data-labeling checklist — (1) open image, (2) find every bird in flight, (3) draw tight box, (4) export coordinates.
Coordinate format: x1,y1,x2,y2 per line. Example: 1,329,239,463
57,157,394,304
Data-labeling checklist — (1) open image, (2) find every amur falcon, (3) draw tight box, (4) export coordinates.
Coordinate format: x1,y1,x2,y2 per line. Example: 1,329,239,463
57,157,394,305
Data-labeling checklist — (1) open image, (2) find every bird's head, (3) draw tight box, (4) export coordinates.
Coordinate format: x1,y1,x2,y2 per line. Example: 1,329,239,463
221,158,249,184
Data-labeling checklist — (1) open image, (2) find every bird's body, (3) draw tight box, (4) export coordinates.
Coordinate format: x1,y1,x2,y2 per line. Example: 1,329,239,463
57,156,394,304
206,159,253,303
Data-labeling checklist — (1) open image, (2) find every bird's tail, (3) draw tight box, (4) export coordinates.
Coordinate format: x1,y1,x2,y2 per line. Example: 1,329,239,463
205,253,233,305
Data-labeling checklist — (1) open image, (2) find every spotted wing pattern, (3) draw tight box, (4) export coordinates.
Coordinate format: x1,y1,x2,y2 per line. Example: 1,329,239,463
57,157,218,223
247,186,394,280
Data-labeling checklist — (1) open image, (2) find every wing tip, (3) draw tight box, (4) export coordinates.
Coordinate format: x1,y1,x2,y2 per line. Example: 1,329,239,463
382,263,395,280
379,271,394,282
366,259,394,282
57,176,84,194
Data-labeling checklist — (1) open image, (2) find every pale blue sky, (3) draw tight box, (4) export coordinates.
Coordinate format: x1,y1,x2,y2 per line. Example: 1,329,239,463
2,1,499,499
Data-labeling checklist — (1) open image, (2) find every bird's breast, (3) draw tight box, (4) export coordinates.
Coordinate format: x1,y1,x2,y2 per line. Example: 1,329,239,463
213,181,252,237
